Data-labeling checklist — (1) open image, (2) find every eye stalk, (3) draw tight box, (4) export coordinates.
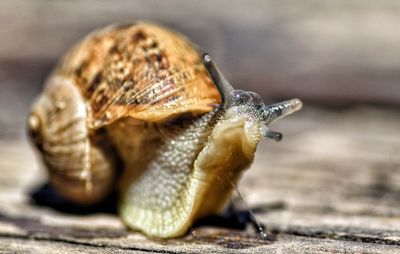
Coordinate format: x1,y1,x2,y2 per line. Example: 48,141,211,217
202,53,302,142
261,98,303,126
260,98,302,141
202,53,234,106
203,54,265,110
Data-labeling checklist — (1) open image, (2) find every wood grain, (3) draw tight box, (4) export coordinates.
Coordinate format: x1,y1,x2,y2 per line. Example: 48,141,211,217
1,106,399,253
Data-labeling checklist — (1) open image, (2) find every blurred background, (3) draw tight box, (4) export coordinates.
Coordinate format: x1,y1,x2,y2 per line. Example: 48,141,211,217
1,0,399,138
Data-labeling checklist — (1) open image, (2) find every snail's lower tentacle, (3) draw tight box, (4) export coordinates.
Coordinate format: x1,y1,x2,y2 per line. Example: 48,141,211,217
260,126,282,142
265,129,283,142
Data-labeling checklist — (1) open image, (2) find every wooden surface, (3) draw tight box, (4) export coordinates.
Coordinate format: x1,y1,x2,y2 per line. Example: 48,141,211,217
1,106,400,253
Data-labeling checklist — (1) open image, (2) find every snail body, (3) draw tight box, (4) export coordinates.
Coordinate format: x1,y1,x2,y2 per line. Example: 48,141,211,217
28,22,302,238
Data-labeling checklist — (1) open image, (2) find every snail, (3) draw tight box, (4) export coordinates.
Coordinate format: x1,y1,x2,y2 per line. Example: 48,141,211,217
27,22,302,238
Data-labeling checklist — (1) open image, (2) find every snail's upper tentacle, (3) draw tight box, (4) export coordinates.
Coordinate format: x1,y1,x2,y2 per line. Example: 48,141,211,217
262,98,302,126
202,53,234,107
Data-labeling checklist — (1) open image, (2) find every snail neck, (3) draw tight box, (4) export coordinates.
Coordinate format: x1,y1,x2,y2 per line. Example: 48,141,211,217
192,107,262,219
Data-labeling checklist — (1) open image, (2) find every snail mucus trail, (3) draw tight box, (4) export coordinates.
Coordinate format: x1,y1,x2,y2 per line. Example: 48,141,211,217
27,22,302,238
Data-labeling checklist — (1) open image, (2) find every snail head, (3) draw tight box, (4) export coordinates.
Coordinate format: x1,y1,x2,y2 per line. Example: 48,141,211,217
202,53,302,142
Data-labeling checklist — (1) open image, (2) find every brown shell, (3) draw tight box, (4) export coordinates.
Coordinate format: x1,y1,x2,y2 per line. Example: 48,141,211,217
55,22,222,129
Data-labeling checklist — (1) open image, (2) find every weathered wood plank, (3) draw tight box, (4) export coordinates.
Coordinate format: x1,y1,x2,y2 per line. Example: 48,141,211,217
0,106,399,253
1,229,400,254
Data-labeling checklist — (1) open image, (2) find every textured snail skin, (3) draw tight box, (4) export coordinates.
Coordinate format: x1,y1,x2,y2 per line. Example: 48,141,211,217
119,106,262,237
28,22,301,238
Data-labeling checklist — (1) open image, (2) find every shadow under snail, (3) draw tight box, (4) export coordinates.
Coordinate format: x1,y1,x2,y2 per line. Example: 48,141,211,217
27,22,302,238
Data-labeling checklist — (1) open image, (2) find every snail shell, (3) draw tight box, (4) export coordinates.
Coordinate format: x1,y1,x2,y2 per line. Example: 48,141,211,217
28,22,302,238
